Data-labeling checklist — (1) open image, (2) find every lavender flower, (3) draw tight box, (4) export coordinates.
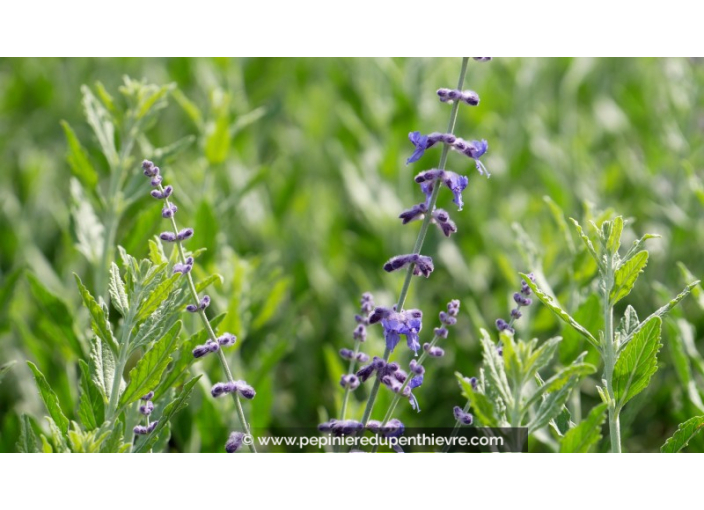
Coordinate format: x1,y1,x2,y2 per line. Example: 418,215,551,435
340,374,360,390
383,254,434,278
496,273,536,334
162,203,178,218
437,88,480,106
151,185,173,200
218,333,237,347
318,419,364,437
409,359,425,375
406,131,431,164
142,160,158,177
399,202,428,224
139,401,154,416
147,421,158,433
453,406,474,425
186,295,210,313
423,343,445,357
379,309,423,353
225,431,245,453
177,228,194,241
141,392,154,401
133,425,148,435
160,232,177,243
442,171,469,211
432,209,457,237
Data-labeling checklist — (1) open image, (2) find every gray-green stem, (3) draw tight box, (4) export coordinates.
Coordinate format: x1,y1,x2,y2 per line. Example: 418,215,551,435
161,189,257,453
360,57,470,427
601,253,622,453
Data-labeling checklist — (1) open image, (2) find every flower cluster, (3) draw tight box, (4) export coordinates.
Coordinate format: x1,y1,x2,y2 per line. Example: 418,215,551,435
437,88,480,106
142,159,254,452
369,306,423,353
211,380,256,400
496,273,536,334
453,405,474,425
335,293,375,393
318,419,365,437
133,392,158,435
406,132,489,177
383,254,434,278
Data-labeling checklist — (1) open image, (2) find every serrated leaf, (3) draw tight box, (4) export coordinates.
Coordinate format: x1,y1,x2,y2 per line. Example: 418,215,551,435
136,273,180,323
613,317,662,409
528,374,582,433
478,329,511,404
134,376,201,453
26,272,83,357
560,403,608,452
108,263,129,317
520,274,599,349
74,274,118,352
525,361,596,410
661,416,704,453
130,288,182,352
60,120,98,189
17,415,39,453
70,179,105,265
611,251,648,304
606,216,623,255
119,321,182,408
154,313,227,400
77,360,105,431
148,239,168,265
618,305,639,338
82,85,118,167
27,362,69,437
89,336,116,400
100,421,126,453
457,373,497,427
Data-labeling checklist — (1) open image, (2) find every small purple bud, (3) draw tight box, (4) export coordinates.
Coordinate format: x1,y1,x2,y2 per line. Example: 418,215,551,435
434,327,448,338
200,295,211,309
238,384,256,400
211,382,229,398
340,374,360,390
162,185,173,198
206,341,219,353
192,345,210,358
225,431,245,453
461,90,480,106
368,306,392,324
439,311,457,326
353,324,367,342
141,391,154,401
360,292,375,314
495,318,511,332
139,401,155,415
497,346,504,357
162,203,178,219
473,57,492,61
366,420,382,433
355,352,369,363
339,348,355,360
177,228,193,241
133,425,148,435
186,304,198,313
411,255,434,278
414,169,445,183
356,363,375,382
393,369,408,384
469,377,478,390
218,333,236,347
142,160,156,176
399,202,428,224
409,359,425,375
436,88,452,101
511,308,522,319
147,421,158,433
160,232,177,242
453,406,464,420
151,175,163,187
423,343,445,357
447,299,460,316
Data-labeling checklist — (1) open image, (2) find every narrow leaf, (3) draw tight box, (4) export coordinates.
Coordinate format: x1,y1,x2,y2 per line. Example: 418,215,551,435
569,218,600,265
77,360,105,431
74,274,118,351
0,360,16,385
108,263,129,317
606,216,623,255
60,120,98,189
520,274,599,349
17,415,39,453
26,361,69,436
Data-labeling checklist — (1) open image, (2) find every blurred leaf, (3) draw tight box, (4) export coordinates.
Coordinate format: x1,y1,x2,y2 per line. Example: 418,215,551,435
252,277,290,331
74,273,118,352
152,135,196,162
119,321,182,408
668,319,704,411
0,360,16,385
606,216,623,255
136,274,179,323
525,361,596,410
0,267,22,333
26,361,69,437
561,294,602,366
520,273,599,349
134,375,201,453
529,373,583,434
205,95,230,165
457,373,497,427
610,251,648,305
60,120,98,189
26,272,83,357
560,403,608,453
661,416,704,453
100,421,126,453
77,360,105,431
70,179,105,265
676,262,704,310
613,317,662,409
17,415,39,453
194,200,218,265
81,85,118,167
172,89,203,129
569,218,600,265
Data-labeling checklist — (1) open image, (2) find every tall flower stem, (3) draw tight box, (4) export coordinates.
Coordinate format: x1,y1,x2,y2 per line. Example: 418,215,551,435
360,57,470,426
159,186,257,453
601,252,621,453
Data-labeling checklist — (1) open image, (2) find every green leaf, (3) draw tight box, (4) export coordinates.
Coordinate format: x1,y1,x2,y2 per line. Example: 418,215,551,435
130,287,182,352
148,239,168,265
622,233,660,264
77,360,105,431
26,361,70,437
613,317,662,409
621,281,700,350
74,274,118,352
478,329,511,404
134,376,201,453
611,251,648,304
457,373,497,427
667,319,704,411
196,273,224,293
136,273,180,323
195,201,218,265
560,294,602,365
252,277,291,330
560,403,608,453
154,313,227,399
119,321,182,408
661,416,704,453
108,263,129,317
0,360,16,385
82,85,118,166
543,196,575,254
205,101,231,165
606,216,623,255
569,218,600,265
520,273,600,349
676,262,704,310
89,336,116,400
69,178,105,265
17,415,39,453
525,361,596,410
618,305,639,338
26,272,83,357
100,421,126,453
60,120,98,189
173,89,203,128
528,373,583,433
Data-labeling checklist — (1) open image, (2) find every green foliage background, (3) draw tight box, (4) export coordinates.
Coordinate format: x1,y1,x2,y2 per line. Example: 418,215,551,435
1,57,703,452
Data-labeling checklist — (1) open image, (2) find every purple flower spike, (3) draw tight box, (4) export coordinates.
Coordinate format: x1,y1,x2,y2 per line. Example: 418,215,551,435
142,160,157,177
177,228,194,241
211,382,230,398
442,171,470,211
160,232,177,243
423,343,445,357
434,327,448,338
218,333,236,347
339,348,355,360
225,431,245,453
406,131,430,165
355,352,369,363
192,345,210,358
141,392,154,401
151,175,163,187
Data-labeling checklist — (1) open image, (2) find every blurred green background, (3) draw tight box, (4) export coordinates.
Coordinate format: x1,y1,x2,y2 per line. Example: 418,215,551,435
1,58,703,452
